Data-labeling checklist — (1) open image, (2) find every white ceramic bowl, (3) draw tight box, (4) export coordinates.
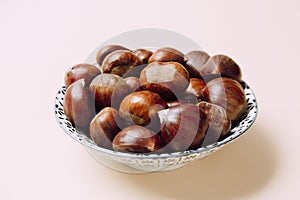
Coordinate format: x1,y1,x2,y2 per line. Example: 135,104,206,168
54,29,258,173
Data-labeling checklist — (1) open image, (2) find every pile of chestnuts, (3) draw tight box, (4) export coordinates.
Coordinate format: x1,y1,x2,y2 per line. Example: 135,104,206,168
63,45,247,154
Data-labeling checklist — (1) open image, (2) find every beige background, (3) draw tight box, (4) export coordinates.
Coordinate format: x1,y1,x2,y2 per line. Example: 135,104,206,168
1,0,300,199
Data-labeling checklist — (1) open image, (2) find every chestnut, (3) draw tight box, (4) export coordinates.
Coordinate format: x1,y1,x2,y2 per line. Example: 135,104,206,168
124,76,141,91
159,103,208,151
166,92,198,107
89,74,131,112
119,90,167,131
201,77,247,121
63,79,94,132
90,107,123,149
140,61,190,101
133,49,153,64
112,125,164,153
203,55,242,81
186,78,207,99
185,51,210,78
64,63,101,88
96,45,130,66
213,54,242,81
102,50,142,76
197,101,231,146
148,47,185,64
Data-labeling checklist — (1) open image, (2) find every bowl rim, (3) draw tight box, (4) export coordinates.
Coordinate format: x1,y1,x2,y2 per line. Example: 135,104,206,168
54,80,258,159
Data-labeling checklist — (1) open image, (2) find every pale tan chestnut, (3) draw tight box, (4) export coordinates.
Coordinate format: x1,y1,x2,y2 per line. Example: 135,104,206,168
140,61,190,101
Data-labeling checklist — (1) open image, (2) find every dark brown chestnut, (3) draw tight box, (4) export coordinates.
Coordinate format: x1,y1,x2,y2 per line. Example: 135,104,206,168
159,103,208,151
213,54,242,81
119,90,167,129
185,51,210,78
112,125,164,153
201,77,247,121
96,45,130,66
124,77,141,91
102,50,142,76
140,61,190,101
63,79,94,132
186,78,207,99
133,49,153,64
64,63,101,88
89,74,131,112
203,55,242,81
90,107,123,149
148,47,185,64
197,101,231,146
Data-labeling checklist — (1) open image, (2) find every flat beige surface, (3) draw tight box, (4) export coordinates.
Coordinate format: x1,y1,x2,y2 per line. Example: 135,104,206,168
1,0,299,199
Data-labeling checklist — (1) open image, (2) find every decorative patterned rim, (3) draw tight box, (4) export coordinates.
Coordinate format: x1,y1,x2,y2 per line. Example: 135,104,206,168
54,81,258,159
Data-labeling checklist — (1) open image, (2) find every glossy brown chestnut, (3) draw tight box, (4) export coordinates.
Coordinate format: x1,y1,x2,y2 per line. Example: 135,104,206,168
203,55,242,81
96,45,130,66
159,103,208,152
140,61,190,101
63,79,94,132
197,101,231,146
90,107,123,149
201,77,247,121
186,78,207,99
133,49,153,64
89,74,131,112
119,90,167,128
148,47,185,64
185,51,210,78
64,63,101,88
213,54,242,81
112,125,164,153
124,77,141,91
102,50,142,76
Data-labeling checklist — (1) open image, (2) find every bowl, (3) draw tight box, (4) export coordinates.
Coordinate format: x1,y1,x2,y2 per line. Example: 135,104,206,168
54,28,258,173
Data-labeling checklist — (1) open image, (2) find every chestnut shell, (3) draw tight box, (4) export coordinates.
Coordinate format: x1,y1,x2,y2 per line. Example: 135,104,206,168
201,77,247,121
133,49,153,64
63,79,94,133
159,103,208,151
149,47,185,64
64,63,101,88
185,51,210,78
119,90,167,128
112,125,163,153
102,50,142,76
90,107,123,149
89,74,131,112
96,45,130,66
